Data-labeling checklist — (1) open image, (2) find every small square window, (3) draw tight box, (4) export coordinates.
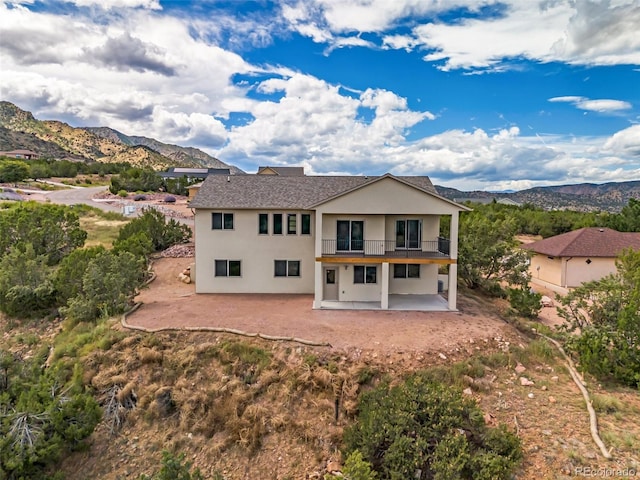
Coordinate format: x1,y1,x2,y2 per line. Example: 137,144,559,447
354,265,376,284
408,264,420,278
274,260,300,277
212,212,233,230
288,260,300,277
274,260,287,277
394,264,406,278
215,260,241,277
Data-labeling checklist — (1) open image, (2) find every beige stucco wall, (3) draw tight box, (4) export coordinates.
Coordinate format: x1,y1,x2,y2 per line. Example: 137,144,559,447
339,264,382,302
194,209,315,293
565,257,617,287
529,254,563,287
529,254,617,288
315,177,462,216
389,264,439,294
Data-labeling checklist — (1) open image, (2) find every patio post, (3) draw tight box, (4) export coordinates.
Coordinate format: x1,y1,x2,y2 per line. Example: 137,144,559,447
381,262,389,309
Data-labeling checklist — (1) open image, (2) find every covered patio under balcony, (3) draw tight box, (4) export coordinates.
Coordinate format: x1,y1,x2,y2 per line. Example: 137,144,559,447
319,293,450,311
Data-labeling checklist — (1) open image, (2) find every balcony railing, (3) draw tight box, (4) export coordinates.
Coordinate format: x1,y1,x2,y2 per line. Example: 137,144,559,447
321,238,450,258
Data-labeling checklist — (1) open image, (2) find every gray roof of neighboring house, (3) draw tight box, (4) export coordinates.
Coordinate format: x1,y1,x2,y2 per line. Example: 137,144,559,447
158,167,230,179
522,227,640,257
189,173,461,210
257,166,305,176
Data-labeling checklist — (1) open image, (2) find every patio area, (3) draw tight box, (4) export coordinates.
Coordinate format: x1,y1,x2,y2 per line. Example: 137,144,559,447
320,294,450,311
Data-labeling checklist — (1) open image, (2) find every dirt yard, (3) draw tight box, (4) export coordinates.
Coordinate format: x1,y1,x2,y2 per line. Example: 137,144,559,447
128,257,527,356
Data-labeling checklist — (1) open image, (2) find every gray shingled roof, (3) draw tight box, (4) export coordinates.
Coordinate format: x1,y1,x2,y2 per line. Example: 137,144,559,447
522,227,640,257
257,166,305,176
189,173,442,210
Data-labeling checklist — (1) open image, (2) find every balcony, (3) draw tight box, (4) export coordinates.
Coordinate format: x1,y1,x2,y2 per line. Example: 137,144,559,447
321,238,450,258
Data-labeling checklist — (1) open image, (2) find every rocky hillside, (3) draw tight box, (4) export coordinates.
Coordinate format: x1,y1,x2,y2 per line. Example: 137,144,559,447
0,101,240,172
437,181,640,213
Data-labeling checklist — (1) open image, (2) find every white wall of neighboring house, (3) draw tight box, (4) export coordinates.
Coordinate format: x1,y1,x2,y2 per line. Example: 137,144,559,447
194,209,315,293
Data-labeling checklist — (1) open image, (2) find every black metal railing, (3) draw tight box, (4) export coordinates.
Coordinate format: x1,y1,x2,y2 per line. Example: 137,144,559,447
321,238,450,258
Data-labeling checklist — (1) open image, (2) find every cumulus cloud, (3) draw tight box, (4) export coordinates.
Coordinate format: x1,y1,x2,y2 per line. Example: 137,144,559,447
549,96,632,113
84,32,177,75
603,125,640,156
278,1,640,71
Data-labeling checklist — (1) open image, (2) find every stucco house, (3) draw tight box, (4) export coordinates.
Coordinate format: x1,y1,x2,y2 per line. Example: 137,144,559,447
0,149,39,160
523,227,640,291
189,173,470,311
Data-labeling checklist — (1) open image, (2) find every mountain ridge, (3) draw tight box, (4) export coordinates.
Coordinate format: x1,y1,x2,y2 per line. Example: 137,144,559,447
1,101,637,211
0,101,241,173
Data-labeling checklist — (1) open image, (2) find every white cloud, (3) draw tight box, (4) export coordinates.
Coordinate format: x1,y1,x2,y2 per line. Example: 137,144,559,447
279,1,640,70
549,96,632,113
69,0,161,9
603,125,640,155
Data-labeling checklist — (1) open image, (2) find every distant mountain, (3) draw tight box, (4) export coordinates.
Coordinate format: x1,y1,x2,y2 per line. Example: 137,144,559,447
0,101,242,173
436,181,640,213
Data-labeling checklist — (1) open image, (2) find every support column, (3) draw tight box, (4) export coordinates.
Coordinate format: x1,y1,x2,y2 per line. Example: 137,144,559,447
448,263,458,311
313,261,323,309
448,212,460,311
381,262,389,310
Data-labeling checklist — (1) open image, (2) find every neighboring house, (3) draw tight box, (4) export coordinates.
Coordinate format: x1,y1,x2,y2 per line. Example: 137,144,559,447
454,197,522,207
190,173,470,311
158,167,230,180
0,149,39,160
257,166,305,176
523,227,640,290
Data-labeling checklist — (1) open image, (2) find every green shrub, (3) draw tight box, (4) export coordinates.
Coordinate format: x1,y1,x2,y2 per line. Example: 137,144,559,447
139,451,203,480
508,287,542,319
325,450,378,480
343,372,522,480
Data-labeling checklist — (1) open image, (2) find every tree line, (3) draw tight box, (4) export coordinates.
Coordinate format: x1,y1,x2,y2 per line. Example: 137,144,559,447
0,203,191,478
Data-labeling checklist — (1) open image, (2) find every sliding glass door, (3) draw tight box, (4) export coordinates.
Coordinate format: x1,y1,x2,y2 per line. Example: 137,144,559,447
396,219,421,249
337,220,364,251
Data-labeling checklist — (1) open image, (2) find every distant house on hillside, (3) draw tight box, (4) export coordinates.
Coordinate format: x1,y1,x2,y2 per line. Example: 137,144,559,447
257,166,305,176
454,197,522,207
158,167,230,180
522,227,640,291
0,149,39,160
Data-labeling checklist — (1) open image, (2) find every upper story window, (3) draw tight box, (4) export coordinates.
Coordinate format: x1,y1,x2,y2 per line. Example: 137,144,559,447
287,214,297,234
301,214,311,235
258,213,269,234
212,212,234,230
273,213,283,235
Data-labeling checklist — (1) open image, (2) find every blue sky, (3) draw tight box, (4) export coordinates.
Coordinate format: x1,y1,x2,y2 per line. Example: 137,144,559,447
1,0,639,190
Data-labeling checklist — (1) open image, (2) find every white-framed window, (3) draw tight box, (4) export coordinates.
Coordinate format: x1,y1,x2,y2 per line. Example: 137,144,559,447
273,213,283,234
301,214,311,235
215,259,241,277
258,213,269,234
212,212,234,230
274,260,301,277
354,265,376,284
287,214,297,234
394,264,420,278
